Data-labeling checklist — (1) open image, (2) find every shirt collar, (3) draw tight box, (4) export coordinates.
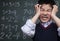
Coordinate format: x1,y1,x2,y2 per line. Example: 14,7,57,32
41,20,53,28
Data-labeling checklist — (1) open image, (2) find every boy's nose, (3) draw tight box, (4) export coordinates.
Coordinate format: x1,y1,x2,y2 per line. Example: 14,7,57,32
43,12,48,15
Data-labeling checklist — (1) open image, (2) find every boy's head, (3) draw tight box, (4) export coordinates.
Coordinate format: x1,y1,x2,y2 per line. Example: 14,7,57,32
38,0,56,8
38,0,56,23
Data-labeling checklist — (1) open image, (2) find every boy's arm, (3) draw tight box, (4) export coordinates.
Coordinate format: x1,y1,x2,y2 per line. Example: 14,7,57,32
51,5,60,36
21,4,41,37
51,5,60,27
31,4,41,24
21,19,36,37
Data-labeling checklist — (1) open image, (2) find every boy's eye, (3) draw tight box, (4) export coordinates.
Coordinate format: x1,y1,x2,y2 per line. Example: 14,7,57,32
40,9,44,11
47,9,52,12
40,9,52,12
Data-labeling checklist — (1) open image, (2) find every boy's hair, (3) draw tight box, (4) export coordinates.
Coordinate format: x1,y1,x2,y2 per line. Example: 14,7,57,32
38,0,56,8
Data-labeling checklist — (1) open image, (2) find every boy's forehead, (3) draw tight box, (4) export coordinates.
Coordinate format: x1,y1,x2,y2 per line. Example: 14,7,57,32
41,4,52,9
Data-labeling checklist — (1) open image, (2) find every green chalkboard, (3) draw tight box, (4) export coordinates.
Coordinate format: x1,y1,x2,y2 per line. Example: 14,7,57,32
0,0,60,41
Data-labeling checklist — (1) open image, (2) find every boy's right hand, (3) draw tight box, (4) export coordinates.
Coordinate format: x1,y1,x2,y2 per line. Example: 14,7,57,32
31,4,41,24
34,4,41,15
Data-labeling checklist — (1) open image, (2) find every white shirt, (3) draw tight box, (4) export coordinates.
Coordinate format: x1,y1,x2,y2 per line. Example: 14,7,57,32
41,20,52,28
21,19,60,37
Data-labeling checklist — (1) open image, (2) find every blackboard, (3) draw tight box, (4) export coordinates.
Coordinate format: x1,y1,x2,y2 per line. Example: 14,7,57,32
0,0,60,41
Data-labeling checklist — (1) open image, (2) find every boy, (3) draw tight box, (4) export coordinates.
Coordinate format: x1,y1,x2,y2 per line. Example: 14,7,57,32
21,0,60,41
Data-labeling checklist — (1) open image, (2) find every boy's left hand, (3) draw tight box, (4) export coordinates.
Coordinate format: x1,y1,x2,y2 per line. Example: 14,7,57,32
52,5,58,15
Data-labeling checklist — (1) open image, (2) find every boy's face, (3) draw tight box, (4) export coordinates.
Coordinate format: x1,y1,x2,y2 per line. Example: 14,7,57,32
39,4,52,22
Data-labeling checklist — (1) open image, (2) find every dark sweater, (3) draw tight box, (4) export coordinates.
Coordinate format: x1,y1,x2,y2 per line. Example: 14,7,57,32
32,22,58,41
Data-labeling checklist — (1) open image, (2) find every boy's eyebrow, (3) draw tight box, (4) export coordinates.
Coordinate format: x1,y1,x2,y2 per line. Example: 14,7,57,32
47,8,52,10
47,9,52,11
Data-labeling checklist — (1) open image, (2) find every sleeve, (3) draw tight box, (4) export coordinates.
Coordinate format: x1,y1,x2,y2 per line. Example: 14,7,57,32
57,27,60,36
21,19,36,37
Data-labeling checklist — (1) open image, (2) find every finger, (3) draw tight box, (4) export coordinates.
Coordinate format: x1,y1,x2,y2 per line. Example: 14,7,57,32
53,5,58,9
53,5,58,13
39,5,41,8
36,4,39,8
35,4,39,7
35,4,40,9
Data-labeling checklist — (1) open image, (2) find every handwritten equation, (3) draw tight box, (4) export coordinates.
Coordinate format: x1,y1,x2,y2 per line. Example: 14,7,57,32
0,0,36,40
